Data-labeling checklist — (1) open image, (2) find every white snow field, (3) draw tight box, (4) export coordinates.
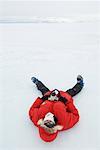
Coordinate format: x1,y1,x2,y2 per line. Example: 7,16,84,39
0,1,100,150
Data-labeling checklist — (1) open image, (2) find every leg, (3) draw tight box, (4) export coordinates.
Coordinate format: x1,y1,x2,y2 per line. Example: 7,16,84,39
66,75,84,97
31,77,50,95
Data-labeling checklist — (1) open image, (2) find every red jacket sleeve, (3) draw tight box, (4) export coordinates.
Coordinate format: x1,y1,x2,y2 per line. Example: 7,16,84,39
53,101,79,130
29,97,43,126
64,102,79,130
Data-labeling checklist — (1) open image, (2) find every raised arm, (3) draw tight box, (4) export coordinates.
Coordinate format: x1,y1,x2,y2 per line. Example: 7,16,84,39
29,97,43,126
53,101,79,130
65,102,79,129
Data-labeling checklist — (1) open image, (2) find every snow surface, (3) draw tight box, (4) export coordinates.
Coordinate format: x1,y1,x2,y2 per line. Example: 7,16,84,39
0,21,100,150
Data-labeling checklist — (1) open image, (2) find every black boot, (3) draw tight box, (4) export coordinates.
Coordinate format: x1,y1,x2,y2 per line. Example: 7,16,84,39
77,75,84,87
31,77,38,84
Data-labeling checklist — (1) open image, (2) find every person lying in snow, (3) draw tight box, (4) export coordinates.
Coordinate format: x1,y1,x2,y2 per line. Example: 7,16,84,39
29,75,84,142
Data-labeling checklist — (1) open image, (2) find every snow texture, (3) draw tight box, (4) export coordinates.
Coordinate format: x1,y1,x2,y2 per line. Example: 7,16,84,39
0,1,100,150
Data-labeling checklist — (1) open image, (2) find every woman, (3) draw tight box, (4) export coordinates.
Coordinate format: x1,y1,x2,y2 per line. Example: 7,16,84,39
29,75,84,142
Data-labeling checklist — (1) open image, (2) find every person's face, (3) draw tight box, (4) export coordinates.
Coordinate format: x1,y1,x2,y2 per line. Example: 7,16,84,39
44,120,55,128
43,113,55,128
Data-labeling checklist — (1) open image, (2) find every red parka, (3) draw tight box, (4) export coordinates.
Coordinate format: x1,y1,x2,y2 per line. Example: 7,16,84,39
29,91,79,142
